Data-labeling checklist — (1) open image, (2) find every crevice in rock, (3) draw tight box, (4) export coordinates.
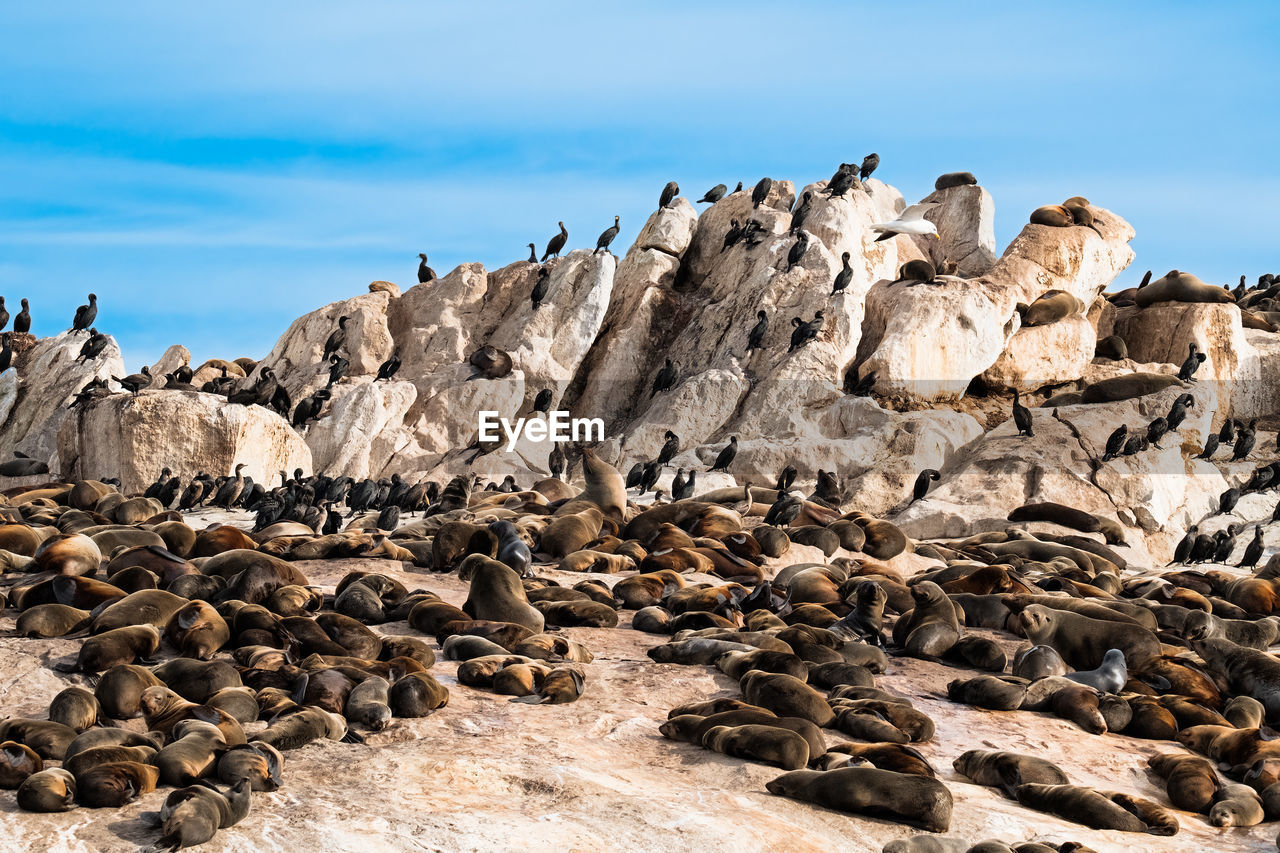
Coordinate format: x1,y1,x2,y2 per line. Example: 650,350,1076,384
1052,408,1122,512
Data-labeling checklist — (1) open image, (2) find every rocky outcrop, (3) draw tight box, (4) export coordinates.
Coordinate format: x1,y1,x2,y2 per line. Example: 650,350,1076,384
910,183,997,277
0,331,125,469
304,378,418,480
146,344,191,387
57,390,312,494
251,290,395,402
858,204,1135,401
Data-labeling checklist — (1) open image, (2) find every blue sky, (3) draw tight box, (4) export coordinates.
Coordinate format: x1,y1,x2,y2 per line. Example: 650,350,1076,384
2,2,1276,368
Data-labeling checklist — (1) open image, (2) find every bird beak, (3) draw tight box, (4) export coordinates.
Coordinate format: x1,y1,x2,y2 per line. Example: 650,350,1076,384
932,233,941,240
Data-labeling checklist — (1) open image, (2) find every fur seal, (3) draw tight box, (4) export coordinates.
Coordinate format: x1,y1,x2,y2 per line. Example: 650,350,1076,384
48,686,100,733
61,744,156,780
947,675,1027,711
740,671,834,726
164,600,230,660
59,624,161,673
76,760,159,807
1016,604,1160,669
15,603,91,638
217,743,283,791
0,741,42,789
1014,783,1178,835
1020,290,1084,327
934,171,977,191
579,448,627,520
766,767,953,832
16,768,76,812
389,672,450,716
1029,205,1073,227
700,724,809,770
254,708,351,750
146,778,252,851
891,581,960,658
1064,649,1127,693
1094,334,1128,360
1209,782,1264,827
851,515,908,560
1135,270,1235,307
154,720,226,786
1147,753,1219,812
1012,644,1068,679
953,750,1069,798
461,555,544,632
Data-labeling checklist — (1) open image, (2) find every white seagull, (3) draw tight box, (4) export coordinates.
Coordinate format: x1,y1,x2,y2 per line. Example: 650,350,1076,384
871,202,940,242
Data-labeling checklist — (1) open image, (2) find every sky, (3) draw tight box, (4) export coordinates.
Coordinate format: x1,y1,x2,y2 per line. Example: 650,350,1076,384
1,2,1277,369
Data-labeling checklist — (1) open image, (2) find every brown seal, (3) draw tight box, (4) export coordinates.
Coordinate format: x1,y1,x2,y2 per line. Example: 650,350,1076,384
15,604,91,638
740,671,834,726
154,720,226,786
461,555,545,632
1016,604,1160,670
1147,753,1218,813
75,760,159,807
59,624,161,674
388,672,450,716
48,686,100,733
1135,269,1235,308
700,724,809,770
953,749,1068,798
217,742,283,791
16,768,76,812
766,766,952,831
0,741,42,788
1014,783,1178,835
891,581,960,658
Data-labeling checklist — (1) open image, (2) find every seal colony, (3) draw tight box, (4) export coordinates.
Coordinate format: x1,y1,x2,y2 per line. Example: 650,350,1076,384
2,162,1280,851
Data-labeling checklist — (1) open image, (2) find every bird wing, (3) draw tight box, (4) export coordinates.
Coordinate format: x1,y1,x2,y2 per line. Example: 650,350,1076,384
898,202,938,222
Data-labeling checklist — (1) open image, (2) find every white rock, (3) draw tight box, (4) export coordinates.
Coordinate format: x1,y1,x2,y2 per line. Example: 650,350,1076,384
304,378,417,480
57,390,312,494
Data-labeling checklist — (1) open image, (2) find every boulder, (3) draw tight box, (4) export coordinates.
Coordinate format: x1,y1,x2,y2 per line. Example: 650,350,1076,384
858,205,1134,402
0,331,125,469
634,199,698,256
146,345,191,389
304,378,417,480
981,315,1096,393
910,183,998,277
250,290,394,401
56,390,312,494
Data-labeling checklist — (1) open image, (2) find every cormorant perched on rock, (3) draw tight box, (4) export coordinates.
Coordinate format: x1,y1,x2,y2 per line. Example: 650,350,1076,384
657,430,679,466
697,184,727,204
531,267,550,310
1170,525,1198,564
721,220,743,252
825,165,858,198
143,468,172,500
177,478,203,511
326,354,350,387
376,351,401,381
732,182,743,193
157,475,181,508
710,436,738,472
670,468,687,499
1166,393,1194,432
1218,488,1241,516
831,252,853,295
751,177,772,209
775,464,796,492
1233,419,1258,460
72,293,97,332
673,468,695,500
1102,424,1128,461
1196,433,1220,459
417,253,436,283
542,222,568,261
785,232,809,272
595,216,620,254
1214,524,1239,562
0,334,11,373
740,219,768,247
789,192,812,233
211,463,248,509
1012,390,1033,437
0,297,9,331
638,460,660,495
76,329,108,363
533,388,554,414
1188,530,1217,563
859,153,880,182
788,311,824,351
1147,416,1169,448
1239,526,1265,568
292,388,331,427
625,462,644,489
1121,434,1148,456
323,316,348,360
548,444,566,480
746,310,768,353
527,243,537,263
115,366,151,394
13,299,30,334
1220,418,1237,445
1177,344,1206,381
659,182,679,209
911,469,940,504
764,492,803,527
650,358,677,398
376,505,400,532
